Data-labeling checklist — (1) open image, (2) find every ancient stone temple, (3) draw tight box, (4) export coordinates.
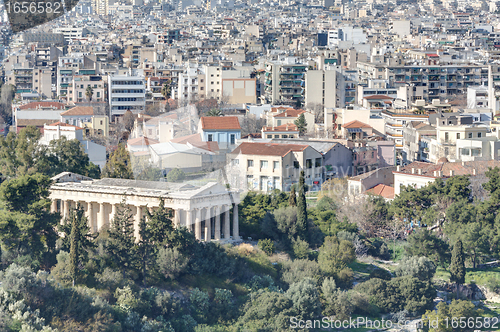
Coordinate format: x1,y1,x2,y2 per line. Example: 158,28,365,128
49,172,240,242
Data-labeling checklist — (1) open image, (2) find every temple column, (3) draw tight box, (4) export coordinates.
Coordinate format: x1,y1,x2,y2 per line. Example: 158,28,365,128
232,203,240,240
204,208,211,242
110,203,118,225
98,203,106,232
186,210,191,230
63,200,70,220
214,206,221,240
135,205,143,240
224,205,230,240
195,209,202,240
174,209,180,228
87,202,94,232
51,199,57,213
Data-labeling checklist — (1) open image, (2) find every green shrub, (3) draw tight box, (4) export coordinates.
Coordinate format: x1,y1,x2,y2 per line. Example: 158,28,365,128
157,247,188,280
281,259,321,286
291,237,309,259
394,256,436,281
286,278,321,320
369,268,392,280
258,239,275,256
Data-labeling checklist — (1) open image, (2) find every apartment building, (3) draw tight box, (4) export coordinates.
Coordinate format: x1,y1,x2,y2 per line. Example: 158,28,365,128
357,61,488,102
227,142,323,192
263,58,307,105
108,70,146,117
67,74,105,104
381,110,430,152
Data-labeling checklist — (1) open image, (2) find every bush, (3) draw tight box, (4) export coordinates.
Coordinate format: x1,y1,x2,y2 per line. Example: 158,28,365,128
286,278,321,320
258,239,275,256
157,247,189,280
394,256,436,281
281,259,321,286
369,268,392,280
167,168,185,182
485,276,500,294
50,251,72,285
291,237,309,259
247,275,277,292
95,267,133,291
190,288,210,323
318,236,355,284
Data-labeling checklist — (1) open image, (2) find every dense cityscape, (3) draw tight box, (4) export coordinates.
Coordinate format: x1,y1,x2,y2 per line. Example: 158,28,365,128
0,0,497,330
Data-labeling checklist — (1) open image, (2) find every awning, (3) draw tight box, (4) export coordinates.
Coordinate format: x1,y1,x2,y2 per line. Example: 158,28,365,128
347,128,363,133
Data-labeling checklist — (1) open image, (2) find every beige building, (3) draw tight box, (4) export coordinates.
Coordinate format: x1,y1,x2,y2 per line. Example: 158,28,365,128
305,69,338,108
49,172,241,242
227,142,323,192
67,75,105,104
428,124,489,162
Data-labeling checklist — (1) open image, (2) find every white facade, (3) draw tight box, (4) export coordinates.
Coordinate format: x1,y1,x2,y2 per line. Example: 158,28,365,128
108,71,146,117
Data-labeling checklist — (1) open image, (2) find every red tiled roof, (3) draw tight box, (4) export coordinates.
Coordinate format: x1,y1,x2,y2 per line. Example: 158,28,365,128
200,116,241,130
343,120,372,129
19,101,66,110
46,122,83,130
232,142,307,157
127,137,159,146
61,106,94,116
262,123,299,132
274,109,306,118
364,95,394,100
365,184,395,199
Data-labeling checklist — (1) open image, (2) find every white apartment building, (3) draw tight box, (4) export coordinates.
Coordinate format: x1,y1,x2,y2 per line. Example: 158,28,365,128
108,70,146,117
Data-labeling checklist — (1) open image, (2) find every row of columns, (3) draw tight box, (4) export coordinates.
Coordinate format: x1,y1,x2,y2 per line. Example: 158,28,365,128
51,199,240,242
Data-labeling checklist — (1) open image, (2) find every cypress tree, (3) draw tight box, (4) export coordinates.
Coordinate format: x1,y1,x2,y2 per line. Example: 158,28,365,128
289,186,297,207
69,212,79,287
296,171,308,240
450,239,466,284
107,198,137,278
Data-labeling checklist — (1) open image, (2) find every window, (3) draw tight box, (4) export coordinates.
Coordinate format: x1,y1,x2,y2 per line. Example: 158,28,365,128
478,132,482,138
267,135,272,138
208,134,213,141
247,160,254,167
100,120,103,125
148,129,152,135
247,175,254,188
315,158,321,167
260,160,268,169
277,120,281,126
371,151,374,158
338,124,341,130
230,134,235,145
457,133,460,139
97,92,100,97
274,135,279,138
232,159,239,166
306,159,312,168
444,132,449,142
294,161,300,168
468,133,472,138
273,161,279,170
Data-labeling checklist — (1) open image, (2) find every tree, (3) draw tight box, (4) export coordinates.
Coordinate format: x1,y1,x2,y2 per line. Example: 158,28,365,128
85,86,94,102
157,247,188,280
318,236,355,282
394,256,436,282
406,229,450,267
161,81,172,100
0,173,59,264
289,186,296,207
121,110,135,133
294,114,307,136
207,109,223,117
422,300,483,332
286,278,321,320
48,136,101,178
296,171,308,240
106,199,137,278
102,144,134,179
167,168,185,182
61,204,96,286
450,240,466,285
